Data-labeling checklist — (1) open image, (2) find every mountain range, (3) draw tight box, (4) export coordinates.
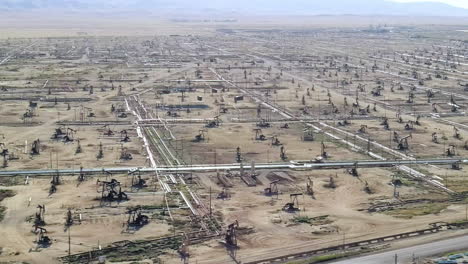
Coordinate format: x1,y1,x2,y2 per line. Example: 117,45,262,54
1,0,468,16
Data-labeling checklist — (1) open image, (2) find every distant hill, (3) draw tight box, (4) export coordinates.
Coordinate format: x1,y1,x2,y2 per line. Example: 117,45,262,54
1,0,468,16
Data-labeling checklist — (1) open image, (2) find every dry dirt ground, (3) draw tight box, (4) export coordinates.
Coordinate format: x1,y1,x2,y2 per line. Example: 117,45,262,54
1,18,468,264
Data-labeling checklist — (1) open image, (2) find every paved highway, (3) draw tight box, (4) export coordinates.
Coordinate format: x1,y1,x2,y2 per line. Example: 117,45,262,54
330,235,468,264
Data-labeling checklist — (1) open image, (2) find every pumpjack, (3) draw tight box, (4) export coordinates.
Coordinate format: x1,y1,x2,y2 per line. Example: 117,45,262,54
254,129,266,141
194,130,206,142
283,193,303,212
120,130,131,142
34,205,46,227
127,206,149,229
397,135,412,151
130,169,147,189
347,162,359,177
97,179,128,202
217,188,230,200
264,180,279,196
381,118,389,130
35,226,52,247
446,145,457,157
206,116,220,128
118,148,133,163
257,119,270,128
271,136,281,146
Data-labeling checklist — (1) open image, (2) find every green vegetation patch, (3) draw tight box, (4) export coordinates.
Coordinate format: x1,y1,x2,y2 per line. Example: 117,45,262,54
0,189,16,222
385,203,448,219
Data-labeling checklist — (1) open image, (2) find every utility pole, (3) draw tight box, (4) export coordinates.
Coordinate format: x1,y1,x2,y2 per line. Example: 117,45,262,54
395,253,398,264
209,186,212,216
68,226,71,260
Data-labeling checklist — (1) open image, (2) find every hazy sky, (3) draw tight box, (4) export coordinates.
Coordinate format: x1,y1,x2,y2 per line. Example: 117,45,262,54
393,0,468,9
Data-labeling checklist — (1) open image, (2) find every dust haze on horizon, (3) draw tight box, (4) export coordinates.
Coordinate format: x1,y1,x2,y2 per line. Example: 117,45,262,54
1,0,468,17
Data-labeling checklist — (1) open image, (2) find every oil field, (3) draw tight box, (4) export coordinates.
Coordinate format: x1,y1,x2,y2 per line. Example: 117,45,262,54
1,2,468,264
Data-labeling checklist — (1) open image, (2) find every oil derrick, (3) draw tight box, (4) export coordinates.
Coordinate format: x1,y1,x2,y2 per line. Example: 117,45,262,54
393,131,400,143
321,142,328,158
324,175,337,189
415,116,421,126
283,193,303,212
31,139,40,155
397,134,412,151
78,166,85,182
0,143,8,168
120,130,130,142
280,146,287,161
34,205,46,227
363,181,372,194
120,145,133,160
306,177,314,197
446,145,457,157
130,169,147,189
406,91,414,103
194,129,206,142
65,209,73,227
34,226,51,247
432,103,439,113
225,220,239,248
256,119,270,128
264,180,279,197
97,179,128,202
235,147,242,163
381,118,390,130
347,162,359,177
50,173,60,195
126,206,149,229
178,235,190,263
358,125,367,134
453,126,462,140
271,136,281,146
254,129,266,141
432,132,439,143
96,142,104,160
75,139,82,154
217,188,230,200
392,175,401,199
